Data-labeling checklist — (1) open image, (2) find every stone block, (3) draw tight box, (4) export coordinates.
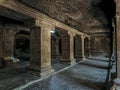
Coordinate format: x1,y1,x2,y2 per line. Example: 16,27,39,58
3,57,20,68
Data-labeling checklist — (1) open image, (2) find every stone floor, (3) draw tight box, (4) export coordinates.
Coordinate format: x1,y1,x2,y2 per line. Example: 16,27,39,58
22,59,110,90
0,57,113,90
0,60,71,90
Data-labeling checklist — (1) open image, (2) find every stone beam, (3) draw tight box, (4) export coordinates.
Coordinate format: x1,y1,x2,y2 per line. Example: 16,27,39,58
0,0,90,37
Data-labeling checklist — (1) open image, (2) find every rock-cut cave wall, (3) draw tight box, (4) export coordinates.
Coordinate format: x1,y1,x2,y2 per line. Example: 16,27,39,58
18,0,116,57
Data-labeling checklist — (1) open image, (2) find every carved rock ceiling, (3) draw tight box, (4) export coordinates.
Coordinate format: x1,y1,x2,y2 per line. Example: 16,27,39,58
19,0,108,31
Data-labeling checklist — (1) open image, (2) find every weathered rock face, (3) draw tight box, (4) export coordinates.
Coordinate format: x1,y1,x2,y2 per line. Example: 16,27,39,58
19,0,115,31
90,34,112,57
18,0,115,56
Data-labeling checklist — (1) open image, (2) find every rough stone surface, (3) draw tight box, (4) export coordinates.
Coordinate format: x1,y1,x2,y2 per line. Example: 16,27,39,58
90,34,112,57
19,0,110,31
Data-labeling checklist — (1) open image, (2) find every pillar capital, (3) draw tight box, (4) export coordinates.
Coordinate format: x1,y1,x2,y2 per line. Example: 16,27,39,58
116,15,120,21
25,19,55,31
68,31,76,36
81,35,85,39
88,37,90,40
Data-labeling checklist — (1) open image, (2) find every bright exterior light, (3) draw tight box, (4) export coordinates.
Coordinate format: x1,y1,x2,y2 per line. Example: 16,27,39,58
50,30,55,33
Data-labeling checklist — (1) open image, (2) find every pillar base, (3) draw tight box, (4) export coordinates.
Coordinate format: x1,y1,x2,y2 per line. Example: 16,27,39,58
88,54,92,58
27,65,54,77
70,59,77,66
82,57,86,61
112,78,120,90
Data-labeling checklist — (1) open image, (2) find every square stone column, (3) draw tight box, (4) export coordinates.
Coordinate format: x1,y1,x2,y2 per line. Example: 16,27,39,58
81,35,85,60
68,32,76,65
88,37,91,57
0,29,2,57
51,36,60,59
74,35,82,58
0,28,3,68
116,17,120,78
112,15,120,89
2,27,16,57
28,23,54,77
60,34,70,61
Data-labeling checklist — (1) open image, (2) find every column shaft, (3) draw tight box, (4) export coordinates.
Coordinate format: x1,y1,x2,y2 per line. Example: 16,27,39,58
116,16,120,77
88,38,91,57
74,35,82,58
28,23,54,77
3,28,15,57
81,35,85,58
0,28,3,68
60,35,70,61
69,32,76,65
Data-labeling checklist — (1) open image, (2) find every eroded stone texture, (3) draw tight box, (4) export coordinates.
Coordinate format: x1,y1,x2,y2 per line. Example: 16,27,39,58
19,0,108,31
90,34,112,57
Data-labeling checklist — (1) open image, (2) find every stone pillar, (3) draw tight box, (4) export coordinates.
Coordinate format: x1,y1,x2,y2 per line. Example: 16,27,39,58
0,25,3,68
88,37,91,57
112,13,120,89
51,36,60,59
2,27,16,57
55,37,61,59
51,36,56,59
84,38,89,57
81,35,85,60
74,35,82,58
68,32,76,65
28,22,54,77
0,28,2,57
60,34,70,61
